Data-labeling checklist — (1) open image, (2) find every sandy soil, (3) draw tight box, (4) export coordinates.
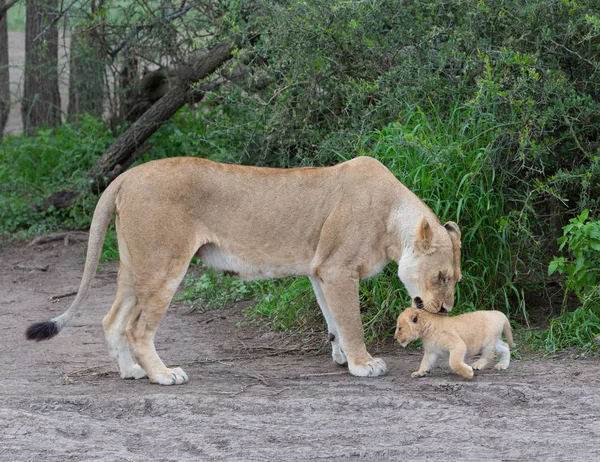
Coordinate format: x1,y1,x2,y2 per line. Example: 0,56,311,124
1,241,600,461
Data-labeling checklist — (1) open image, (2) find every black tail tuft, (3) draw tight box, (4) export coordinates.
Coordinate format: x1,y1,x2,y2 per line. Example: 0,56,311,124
26,321,59,341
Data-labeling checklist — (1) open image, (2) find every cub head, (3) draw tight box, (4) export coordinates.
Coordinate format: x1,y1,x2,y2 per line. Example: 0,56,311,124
394,308,422,347
397,216,462,314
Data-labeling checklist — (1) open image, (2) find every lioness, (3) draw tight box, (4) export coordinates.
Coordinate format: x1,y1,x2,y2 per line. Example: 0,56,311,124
395,307,515,379
26,156,461,385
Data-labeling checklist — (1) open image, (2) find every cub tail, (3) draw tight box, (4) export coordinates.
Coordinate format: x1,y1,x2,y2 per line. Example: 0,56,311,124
25,175,125,341
503,316,516,348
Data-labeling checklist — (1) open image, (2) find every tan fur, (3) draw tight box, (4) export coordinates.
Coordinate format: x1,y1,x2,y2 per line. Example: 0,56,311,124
31,156,462,385
395,308,515,379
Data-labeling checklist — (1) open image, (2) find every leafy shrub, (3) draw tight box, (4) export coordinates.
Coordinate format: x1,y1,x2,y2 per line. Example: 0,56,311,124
549,210,600,307
0,116,115,235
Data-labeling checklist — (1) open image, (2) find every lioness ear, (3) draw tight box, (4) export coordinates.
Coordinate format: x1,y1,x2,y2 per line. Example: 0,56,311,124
443,221,462,282
414,216,434,254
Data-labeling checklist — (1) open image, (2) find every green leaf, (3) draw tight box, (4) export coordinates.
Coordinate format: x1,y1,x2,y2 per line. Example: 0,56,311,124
590,239,600,251
548,260,559,275
578,209,589,223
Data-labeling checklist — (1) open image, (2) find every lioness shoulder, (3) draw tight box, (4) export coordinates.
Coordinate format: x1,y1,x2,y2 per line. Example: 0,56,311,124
395,308,515,379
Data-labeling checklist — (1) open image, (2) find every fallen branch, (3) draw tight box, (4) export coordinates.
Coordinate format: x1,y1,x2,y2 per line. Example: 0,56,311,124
14,263,50,272
28,231,89,246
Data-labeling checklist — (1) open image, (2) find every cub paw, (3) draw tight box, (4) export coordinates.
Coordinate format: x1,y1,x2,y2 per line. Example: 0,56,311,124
332,343,348,365
494,363,509,371
411,370,428,378
470,361,488,371
121,364,148,380
150,367,189,385
458,366,474,379
348,357,387,377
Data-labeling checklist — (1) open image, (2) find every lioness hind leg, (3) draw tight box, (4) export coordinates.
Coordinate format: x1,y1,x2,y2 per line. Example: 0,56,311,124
309,277,347,366
318,276,387,377
125,268,190,385
494,340,511,370
103,283,147,380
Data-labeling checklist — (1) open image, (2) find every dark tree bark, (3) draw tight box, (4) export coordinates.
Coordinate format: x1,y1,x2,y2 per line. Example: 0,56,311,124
67,27,106,123
22,0,61,136
0,0,10,140
117,53,138,122
0,0,20,21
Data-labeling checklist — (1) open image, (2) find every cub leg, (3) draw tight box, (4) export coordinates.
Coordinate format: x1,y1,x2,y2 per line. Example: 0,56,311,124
471,342,496,371
411,351,439,378
309,276,347,365
494,340,511,370
448,340,474,379
318,276,387,377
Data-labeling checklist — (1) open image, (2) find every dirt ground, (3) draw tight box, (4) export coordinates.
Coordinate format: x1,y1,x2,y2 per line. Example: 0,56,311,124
2,241,600,461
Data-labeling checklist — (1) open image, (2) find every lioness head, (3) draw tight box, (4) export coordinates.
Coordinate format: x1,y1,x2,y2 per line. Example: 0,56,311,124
397,216,462,314
394,307,422,347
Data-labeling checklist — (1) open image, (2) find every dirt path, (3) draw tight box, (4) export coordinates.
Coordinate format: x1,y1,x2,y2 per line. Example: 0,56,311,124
1,242,600,461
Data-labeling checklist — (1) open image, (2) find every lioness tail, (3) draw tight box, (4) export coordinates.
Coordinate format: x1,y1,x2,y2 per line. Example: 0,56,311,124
25,175,125,341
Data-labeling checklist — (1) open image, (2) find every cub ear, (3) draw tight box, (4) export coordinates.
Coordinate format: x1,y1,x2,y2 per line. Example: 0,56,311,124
443,221,462,282
410,312,419,324
414,216,434,254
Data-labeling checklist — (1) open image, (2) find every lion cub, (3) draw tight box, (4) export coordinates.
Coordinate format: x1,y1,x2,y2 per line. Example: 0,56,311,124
395,308,515,379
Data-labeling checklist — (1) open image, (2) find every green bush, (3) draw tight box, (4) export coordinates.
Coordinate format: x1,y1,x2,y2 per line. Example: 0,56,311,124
534,209,600,353
549,210,600,307
0,116,115,236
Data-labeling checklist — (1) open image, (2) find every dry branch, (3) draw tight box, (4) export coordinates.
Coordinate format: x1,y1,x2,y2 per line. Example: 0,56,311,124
45,38,237,210
88,39,235,189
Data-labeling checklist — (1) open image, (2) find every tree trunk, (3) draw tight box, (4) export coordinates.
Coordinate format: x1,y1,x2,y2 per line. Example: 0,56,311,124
22,0,61,136
67,27,105,123
0,0,10,140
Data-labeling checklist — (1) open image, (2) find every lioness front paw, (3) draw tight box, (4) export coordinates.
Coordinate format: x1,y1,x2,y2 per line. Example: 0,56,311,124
150,367,189,385
411,370,428,378
348,357,387,377
494,362,509,371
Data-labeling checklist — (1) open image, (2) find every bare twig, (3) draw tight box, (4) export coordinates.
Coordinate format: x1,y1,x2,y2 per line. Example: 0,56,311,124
108,0,198,58
49,290,78,302
33,0,81,44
